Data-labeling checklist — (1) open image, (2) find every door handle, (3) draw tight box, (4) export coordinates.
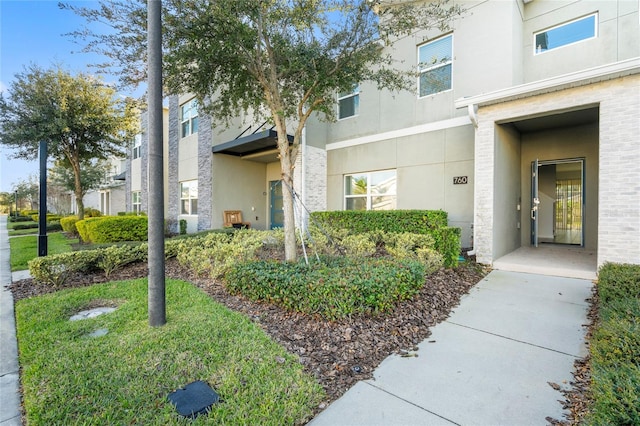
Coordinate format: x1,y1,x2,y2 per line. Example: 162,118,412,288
531,206,537,220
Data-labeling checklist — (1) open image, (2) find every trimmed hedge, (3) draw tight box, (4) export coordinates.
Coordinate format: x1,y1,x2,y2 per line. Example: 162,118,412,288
60,216,79,234
310,210,460,267
585,263,640,425
311,210,448,233
227,256,426,320
76,216,148,243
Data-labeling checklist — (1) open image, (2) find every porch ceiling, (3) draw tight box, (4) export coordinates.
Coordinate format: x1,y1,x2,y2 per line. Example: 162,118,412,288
509,107,599,133
212,129,293,163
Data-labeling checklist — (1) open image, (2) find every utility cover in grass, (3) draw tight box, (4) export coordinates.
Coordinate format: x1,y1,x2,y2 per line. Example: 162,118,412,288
167,380,220,418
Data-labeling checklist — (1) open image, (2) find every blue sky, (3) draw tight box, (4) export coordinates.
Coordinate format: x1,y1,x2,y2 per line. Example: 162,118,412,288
0,0,136,193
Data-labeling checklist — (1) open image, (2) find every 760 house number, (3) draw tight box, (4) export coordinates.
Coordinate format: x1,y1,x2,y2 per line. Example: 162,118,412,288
453,176,468,185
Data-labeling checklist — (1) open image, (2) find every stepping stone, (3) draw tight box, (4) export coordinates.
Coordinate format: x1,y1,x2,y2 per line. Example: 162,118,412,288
70,307,116,321
168,380,220,418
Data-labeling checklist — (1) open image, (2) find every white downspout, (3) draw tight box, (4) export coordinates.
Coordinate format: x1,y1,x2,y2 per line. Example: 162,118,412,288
466,104,478,257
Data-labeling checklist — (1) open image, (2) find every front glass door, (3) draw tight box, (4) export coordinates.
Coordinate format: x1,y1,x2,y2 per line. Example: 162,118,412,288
531,159,584,246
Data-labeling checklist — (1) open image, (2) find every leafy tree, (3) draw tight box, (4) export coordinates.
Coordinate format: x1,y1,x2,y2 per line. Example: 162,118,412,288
49,158,114,204
12,175,40,212
0,65,139,220
65,0,462,261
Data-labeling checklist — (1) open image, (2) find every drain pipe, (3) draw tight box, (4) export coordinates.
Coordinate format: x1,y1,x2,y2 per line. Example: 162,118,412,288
466,223,476,256
466,103,478,257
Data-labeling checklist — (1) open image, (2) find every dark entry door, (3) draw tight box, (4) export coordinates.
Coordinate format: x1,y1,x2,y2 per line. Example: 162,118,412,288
269,180,284,229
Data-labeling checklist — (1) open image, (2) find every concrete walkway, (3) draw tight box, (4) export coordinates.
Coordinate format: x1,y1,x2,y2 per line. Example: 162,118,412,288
310,270,593,425
0,215,22,426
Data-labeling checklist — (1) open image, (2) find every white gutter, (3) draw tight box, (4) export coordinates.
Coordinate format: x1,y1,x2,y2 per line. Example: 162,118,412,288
455,57,640,109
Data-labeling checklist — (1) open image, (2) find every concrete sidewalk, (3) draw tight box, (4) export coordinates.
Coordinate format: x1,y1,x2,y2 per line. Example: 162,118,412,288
309,270,593,425
0,215,22,426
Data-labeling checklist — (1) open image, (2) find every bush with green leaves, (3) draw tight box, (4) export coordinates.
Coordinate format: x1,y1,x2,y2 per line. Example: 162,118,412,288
28,250,102,287
97,243,148,278
227,256,426,320
175,230,268,278
584,263,640,425
76,216,148,243
60,215,79,234
309,210,460,267
341,233,376,257
83,207,102,217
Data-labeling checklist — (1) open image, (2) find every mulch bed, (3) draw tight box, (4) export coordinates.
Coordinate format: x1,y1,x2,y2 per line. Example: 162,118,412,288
9,256,593,422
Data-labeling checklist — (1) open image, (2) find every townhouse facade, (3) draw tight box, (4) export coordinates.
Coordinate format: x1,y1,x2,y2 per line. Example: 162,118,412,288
128,0,640,269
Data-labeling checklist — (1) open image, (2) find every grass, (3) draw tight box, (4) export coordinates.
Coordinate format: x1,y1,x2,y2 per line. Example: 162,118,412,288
15,278,325,425
9,232,79,271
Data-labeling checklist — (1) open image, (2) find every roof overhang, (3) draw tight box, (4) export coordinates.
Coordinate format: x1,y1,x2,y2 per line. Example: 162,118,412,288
212,129,294,160
455,57,640,109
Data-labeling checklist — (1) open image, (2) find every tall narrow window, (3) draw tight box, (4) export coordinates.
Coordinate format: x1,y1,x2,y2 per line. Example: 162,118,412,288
132,191,141,214
338,85,360,120
132,134,141,159
180,180,198,215
418,35,453,97
180,98,199,138
534,14,597,54
345,170,396,211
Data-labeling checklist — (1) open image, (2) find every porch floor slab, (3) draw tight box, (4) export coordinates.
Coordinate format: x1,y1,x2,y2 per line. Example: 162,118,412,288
492,245,597,280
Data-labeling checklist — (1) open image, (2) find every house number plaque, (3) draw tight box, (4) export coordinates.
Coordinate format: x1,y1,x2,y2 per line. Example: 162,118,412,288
453,176,468,185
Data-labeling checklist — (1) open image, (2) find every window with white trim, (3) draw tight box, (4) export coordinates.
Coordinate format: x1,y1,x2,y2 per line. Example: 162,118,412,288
180,98,199,138
132,134,141,159
180,180,198,215
418,35,453,97
344,170,397,211
534,13,597,54
132,191,141,214
338,84,360,120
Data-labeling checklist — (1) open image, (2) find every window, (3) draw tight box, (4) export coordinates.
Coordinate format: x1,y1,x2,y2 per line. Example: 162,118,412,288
338,85,360,120
418,35,452,97
180,98,199,138
180,180,198,215
132,134,141,159
534,14,597,54
345,170,396,211
132,191,141,214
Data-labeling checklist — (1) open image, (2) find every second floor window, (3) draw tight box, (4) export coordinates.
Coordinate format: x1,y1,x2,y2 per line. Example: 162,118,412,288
338,85,360,120
345,170,397,211
132,134,141,159
180,180,198,215
534,13,597,54
418,35,453,97
180,98,199,138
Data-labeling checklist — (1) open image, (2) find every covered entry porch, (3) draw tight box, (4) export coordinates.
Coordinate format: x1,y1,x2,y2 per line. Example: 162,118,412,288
457,60,640,274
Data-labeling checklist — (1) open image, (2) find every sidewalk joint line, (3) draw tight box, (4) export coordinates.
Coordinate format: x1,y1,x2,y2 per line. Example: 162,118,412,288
363,381,461,425
446,321,582,358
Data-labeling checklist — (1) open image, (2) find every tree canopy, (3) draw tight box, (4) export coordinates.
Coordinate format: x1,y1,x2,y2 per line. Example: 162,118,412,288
65,0,463,260
0,65,139,220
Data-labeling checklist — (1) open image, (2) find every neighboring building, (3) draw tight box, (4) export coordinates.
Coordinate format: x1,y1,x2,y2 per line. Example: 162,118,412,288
70,156,128,216
130,0,640,270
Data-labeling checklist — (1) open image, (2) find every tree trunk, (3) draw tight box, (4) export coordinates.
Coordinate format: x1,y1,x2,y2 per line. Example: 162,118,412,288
274,119,297,263
72,162,85,221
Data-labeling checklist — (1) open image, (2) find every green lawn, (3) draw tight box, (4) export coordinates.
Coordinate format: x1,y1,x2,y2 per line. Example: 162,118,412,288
15,279,324,425
9,232,79,271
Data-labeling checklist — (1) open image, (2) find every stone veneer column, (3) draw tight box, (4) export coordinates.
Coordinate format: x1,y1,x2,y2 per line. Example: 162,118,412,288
140,111,149,213
197,113,213,231
167,96,180,234
293,144,327,230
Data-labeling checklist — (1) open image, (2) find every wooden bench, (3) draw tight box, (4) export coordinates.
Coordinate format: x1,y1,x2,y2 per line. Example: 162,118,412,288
223,210,251,228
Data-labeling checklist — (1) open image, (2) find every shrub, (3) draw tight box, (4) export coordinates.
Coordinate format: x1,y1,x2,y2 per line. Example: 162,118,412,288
584,263,640,425
76,216,148,243
311,210,448,234
28,250,102,287
341,234,376,257
83,208,102,217
227,256,426,320
97,244,147,278
60,216,79,235
179,219,187,235
597,262,640,303
9,216,34,223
